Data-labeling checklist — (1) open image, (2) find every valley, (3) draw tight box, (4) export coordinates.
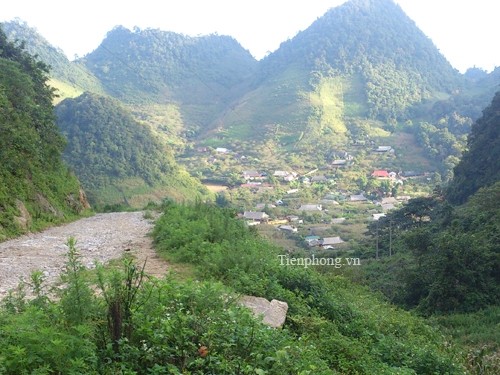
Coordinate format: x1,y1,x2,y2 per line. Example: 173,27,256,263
0,0,499,372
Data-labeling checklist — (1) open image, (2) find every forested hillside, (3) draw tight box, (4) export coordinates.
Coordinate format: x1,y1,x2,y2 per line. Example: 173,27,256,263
363,90,499,313
82,26,258,129
1,20,104,101
203,0,497,170
56,93,209,207
447,91,500,204
4,1,500,179
261,0,461,121
0,27,88,240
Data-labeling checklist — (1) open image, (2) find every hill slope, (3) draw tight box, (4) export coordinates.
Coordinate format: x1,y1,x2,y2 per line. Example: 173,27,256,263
0,27,88,240
1,19,105,101
202,0,467,157
4,0,499,180
447,90,500,204
56,92,209,207
81,26,258,130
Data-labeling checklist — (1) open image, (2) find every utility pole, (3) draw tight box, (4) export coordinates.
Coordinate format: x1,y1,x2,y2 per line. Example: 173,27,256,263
389,220,392,257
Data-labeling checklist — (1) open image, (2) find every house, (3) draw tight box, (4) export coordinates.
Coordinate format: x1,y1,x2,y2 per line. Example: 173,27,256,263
215,147,229,153
311,175,328,183
286,215,303,224
380,197,398,205
277,225,298,233
331,159,347,167
242,170,263,180
320,237,345,248
273,170,297,181
374,146,392,152
349,194,368,202
273,170,289,177
371,170,390,178
372,213,386,221
304,235,321,247
243,211,269,222
298,204,323,211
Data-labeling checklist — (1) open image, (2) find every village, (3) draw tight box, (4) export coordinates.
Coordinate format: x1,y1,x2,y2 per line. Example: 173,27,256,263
192,142,434,254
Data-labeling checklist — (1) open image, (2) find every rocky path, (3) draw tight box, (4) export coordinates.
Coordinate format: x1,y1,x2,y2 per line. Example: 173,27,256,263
0,212,168,299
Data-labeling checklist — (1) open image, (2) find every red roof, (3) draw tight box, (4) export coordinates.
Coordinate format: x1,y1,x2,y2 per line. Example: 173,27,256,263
371,170,389,178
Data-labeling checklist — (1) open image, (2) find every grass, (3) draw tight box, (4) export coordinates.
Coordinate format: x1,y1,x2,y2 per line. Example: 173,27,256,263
343,74,369,117
429,306,500,375
429,306,500,349
49,78,83,104
203,183,228,193
88,175,210,210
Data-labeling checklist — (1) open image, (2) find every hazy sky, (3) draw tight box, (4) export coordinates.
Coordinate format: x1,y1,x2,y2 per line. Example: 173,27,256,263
1,0,498,73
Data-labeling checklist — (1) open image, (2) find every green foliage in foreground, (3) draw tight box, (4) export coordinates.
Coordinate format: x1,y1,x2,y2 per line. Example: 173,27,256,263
364,183,500,315
152,201,465,374
0,204,467,374
0,239,331,374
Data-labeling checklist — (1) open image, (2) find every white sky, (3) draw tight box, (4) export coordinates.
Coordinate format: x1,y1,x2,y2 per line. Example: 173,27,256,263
1,0,498,73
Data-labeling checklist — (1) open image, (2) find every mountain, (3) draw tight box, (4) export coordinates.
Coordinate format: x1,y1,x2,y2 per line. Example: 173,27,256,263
0,27,88,240
55,92,209,207
212,0,465,150
81,26,258,129
4,0,499,182
1,19,105,101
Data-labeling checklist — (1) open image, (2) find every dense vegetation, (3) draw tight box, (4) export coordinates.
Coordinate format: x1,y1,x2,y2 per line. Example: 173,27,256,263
56,92,208,207
0,27,87,240
82,26,258,130
149,201,465,374
1,238,336,374
362,91,500,315
5,1,499,178
447,91,500,204
0,203,466,373
260,0,462,122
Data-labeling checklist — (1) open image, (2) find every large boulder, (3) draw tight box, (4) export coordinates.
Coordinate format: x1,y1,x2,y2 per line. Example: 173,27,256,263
239,295,288,328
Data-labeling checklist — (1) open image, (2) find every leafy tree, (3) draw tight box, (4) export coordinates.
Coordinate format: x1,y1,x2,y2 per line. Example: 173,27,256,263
0,26,85,239
447,91,500,204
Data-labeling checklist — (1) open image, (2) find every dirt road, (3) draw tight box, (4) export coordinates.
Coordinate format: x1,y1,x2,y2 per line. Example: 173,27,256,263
0,212,168,299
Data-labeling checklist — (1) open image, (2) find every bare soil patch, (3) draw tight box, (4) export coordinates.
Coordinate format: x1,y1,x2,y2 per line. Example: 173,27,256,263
0,212,168,298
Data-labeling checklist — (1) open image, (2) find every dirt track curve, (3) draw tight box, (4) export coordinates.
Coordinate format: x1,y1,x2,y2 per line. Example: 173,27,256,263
0,212,168,299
